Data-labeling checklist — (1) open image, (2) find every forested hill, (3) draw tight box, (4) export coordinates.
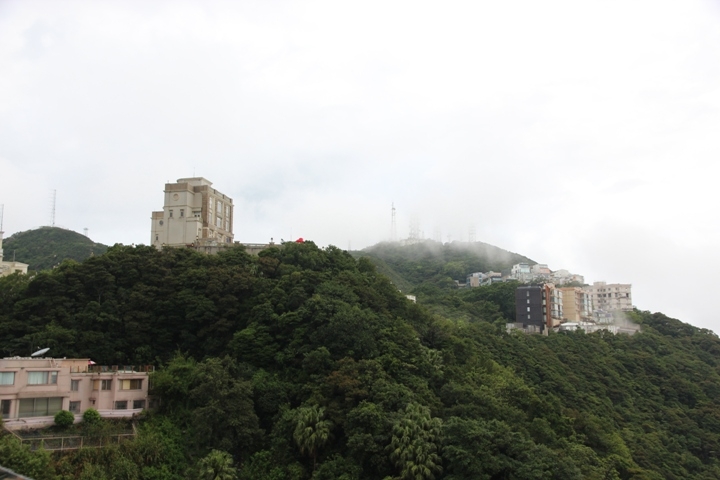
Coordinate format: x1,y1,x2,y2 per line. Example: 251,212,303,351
2,226,108,271
2,243,720,479
354,240,534,292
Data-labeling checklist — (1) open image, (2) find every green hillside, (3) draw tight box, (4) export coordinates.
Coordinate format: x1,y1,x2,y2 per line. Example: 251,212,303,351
1,227,108,271
355,240,533,289
2,242,720,479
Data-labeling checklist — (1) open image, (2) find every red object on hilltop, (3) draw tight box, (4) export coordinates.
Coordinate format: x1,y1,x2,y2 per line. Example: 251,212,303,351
295,238,304,243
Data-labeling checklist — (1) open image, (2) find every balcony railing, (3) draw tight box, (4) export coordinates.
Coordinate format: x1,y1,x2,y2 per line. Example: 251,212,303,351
69,365,154,374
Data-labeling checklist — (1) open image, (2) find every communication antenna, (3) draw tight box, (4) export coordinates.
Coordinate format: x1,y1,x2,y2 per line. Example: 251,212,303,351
50,189,57,227
409,216,420,243
31,347,50,357
390,203,397,241
84,228,89,237
469,224,476,243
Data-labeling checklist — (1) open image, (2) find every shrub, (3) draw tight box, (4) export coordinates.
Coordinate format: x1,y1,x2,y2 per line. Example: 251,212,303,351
54,410,75,429
82,408,101,425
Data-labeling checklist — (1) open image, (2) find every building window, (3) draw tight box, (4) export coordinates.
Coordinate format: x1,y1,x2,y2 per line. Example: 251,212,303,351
155,234,159,241
93,379,112,390
133,399,146,409
115,401,128,410
27,371,58,385
18,397,62,418
527,307,530,312
1,399,10,419
121,379,143,390
216,217,222,228
69,401,80,413
71,379,80,391
169,210,173,218
0,372,15,385
180,209,185,217
217,200,222,211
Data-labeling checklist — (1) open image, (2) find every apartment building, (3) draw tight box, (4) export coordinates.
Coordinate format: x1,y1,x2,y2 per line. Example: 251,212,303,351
151,177,234,249
584,281,632,312
514,284,563,333
0,357,151,430
559,287,593,322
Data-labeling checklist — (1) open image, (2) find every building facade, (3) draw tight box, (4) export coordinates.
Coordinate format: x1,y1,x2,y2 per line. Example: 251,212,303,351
559,287,593,322
151,177,234,249
514,284,563,333
0,357,151,430
583,281,632,312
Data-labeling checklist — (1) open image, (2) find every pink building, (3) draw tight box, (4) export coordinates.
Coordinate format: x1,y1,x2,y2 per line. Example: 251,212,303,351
0,357,151,430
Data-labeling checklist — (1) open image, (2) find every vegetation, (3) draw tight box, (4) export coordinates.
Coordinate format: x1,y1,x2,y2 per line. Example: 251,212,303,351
2,227,108,271
0,241,719,478
54,410,75,429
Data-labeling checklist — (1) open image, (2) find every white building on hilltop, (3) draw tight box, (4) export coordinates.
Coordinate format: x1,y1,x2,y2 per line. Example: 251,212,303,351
151,177,234,249
0,230,29,278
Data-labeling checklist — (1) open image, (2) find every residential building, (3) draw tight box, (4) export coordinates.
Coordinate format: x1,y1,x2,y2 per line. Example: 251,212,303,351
583,281,632,312
0,230,29,278
513,284,563,333
1,357,152,430
559,287,593,322
510,263,532,282
151,177,234,249
551,269,584,285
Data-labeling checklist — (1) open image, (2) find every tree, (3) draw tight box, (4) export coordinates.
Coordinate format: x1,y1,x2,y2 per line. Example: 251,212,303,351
197,450,238,480
387,403,443,480
54,409,75,429
292,405,333,471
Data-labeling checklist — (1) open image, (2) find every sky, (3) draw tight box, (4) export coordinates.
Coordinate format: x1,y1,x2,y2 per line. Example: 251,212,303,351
1,0,720,331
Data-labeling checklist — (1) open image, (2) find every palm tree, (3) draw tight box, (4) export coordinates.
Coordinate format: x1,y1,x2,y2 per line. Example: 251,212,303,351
197,449,238,480
388,403,443,480
293,405,333,471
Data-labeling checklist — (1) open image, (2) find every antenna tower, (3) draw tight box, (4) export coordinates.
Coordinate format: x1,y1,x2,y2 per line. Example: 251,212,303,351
409,217,420,243
469,224,476,243
50,189,57,227
84,228,89,237
390,203,397,241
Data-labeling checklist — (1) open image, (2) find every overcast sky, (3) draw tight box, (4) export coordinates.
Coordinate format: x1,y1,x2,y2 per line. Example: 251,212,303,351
1,0,720,331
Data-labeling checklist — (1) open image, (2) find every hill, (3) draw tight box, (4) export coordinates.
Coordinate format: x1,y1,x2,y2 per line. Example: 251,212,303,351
353,239,533,299
1,227,108,270
2,242,720,479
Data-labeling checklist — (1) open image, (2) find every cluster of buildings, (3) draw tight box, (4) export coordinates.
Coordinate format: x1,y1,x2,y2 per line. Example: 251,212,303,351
0,355,152,430
467,263,636,335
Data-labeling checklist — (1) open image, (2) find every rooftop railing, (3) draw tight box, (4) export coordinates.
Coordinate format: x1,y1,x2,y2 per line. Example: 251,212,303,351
69,365,154,374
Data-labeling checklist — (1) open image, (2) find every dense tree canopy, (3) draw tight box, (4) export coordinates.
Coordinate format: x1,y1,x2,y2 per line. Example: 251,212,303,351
1,241,720,479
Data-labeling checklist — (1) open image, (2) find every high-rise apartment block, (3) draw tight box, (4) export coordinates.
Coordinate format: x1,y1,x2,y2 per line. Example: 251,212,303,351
151,178,234,249
559,287,593,322
583,281,632,312
513,284,563,333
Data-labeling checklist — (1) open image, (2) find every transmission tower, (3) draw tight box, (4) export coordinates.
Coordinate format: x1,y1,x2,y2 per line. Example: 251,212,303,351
390,203,397,241
409,217,420,243
50,190,57,227
84,228,89,237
